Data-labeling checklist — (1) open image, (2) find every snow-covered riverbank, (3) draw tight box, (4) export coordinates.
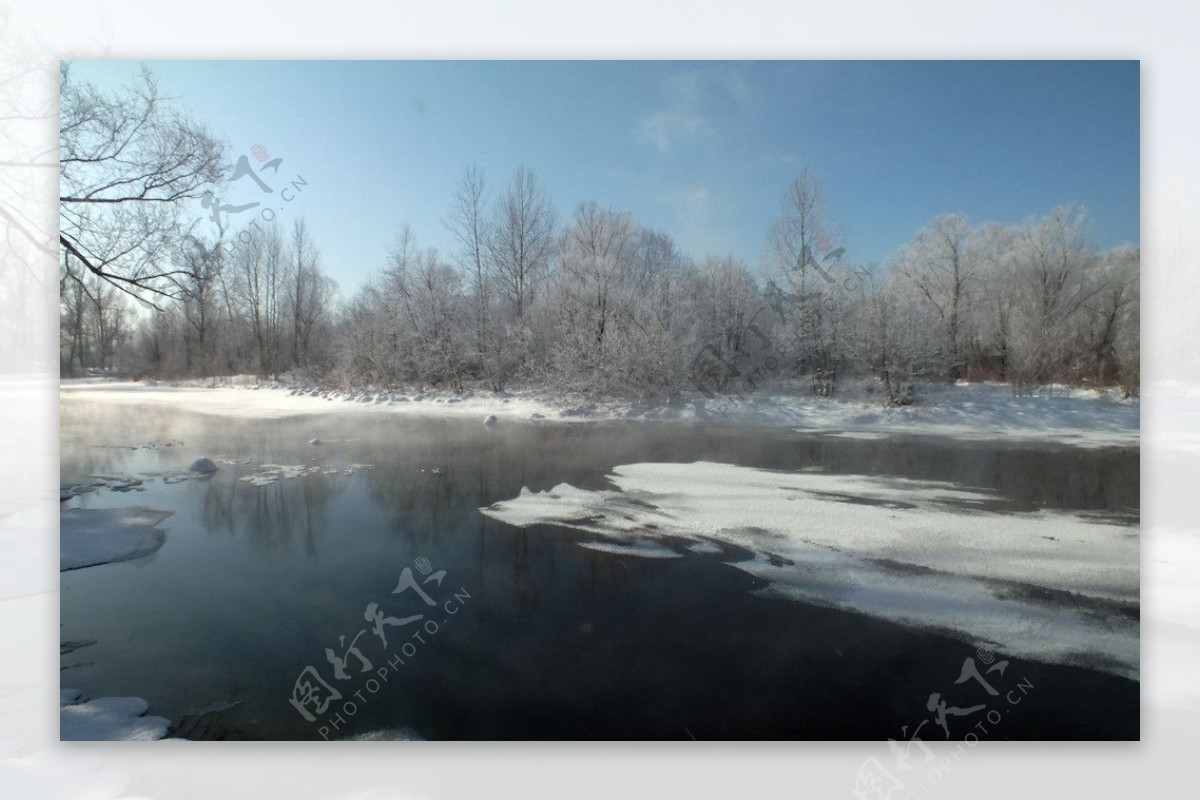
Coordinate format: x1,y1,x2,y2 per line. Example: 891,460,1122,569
60,378,1139,448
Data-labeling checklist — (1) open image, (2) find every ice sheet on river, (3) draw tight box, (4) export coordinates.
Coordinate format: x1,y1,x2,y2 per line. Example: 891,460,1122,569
60,506,173,571
480,461,1139,678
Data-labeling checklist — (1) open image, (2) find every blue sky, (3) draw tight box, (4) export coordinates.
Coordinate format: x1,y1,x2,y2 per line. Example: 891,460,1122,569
67,60,1140,295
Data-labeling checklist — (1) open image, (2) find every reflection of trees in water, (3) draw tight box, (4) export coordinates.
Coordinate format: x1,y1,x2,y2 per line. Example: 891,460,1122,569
581,545,636,606
503,527,537,615
229,473,335,555
201,473,236,535
347,420,576,615
355,425,492,543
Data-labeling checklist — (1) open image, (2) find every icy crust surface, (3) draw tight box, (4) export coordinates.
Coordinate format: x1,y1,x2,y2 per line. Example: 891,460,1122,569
59,695,170,741
60,506,173,571
481,461,1140,678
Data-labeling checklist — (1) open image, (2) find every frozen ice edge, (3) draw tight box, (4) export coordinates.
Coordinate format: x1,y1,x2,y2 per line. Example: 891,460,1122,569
480,461,1140,679
59,693,170,741
60,506,173,571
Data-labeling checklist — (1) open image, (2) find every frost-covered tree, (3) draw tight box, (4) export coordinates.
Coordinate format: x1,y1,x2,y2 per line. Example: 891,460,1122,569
231,223,286,378
892,214,986,377
1007,205,1096,390
553,202,641,392
488,166,556,324
445,166,493,379
285,219,336,374
620,230,699,400
178,234,223,376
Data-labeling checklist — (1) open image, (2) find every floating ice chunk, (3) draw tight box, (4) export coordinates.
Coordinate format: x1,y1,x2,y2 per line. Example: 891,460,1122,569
240,462,373,487
189,457,218,475
308,438,323,446
481,461,1140,677
346,727,424,741
60,696,170,741
62,474,146,496
822,431,890,440
578,540,680,559
60,506,173,571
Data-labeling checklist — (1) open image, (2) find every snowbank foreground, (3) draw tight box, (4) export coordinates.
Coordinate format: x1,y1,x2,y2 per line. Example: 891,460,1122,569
60,379,1139,447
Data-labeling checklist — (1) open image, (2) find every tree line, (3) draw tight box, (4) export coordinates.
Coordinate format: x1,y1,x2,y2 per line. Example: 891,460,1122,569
60,67,1140,403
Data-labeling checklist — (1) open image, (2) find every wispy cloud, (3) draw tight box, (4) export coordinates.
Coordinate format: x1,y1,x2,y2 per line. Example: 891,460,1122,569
663,182,744,258
670,183,712,222
637,72,713,155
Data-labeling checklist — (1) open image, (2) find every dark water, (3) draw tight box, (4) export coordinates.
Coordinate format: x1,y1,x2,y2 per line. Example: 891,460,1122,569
59,403,1139,740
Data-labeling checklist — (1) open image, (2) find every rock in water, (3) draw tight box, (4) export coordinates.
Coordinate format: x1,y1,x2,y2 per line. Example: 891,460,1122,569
308,438,323,446
483,414,498,426
189,457,218,475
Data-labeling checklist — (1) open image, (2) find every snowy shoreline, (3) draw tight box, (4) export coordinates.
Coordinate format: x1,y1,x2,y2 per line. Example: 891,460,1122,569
60,377,1139,448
